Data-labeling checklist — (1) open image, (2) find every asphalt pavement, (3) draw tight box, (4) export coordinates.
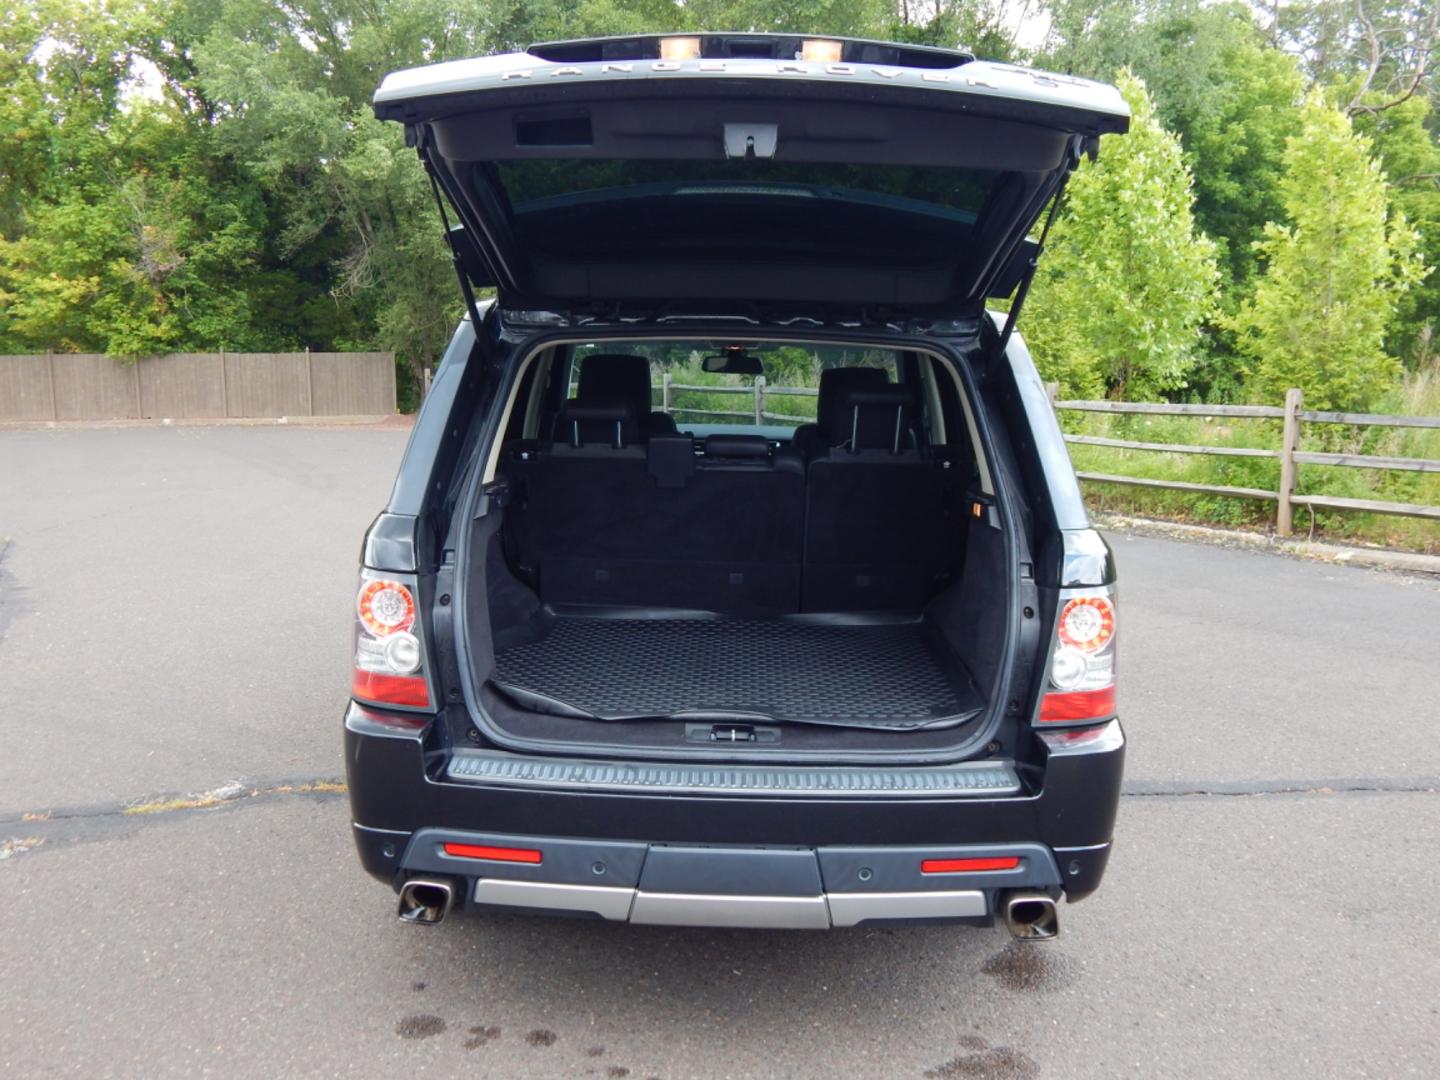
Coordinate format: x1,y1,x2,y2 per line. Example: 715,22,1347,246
1,425,1437,1078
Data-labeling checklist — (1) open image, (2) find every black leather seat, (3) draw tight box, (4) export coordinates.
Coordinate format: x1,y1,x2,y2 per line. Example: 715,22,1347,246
791,366,889,457
573,353,677,439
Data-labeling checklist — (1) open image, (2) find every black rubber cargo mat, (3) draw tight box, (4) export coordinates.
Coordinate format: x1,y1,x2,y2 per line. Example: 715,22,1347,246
491,611,981,730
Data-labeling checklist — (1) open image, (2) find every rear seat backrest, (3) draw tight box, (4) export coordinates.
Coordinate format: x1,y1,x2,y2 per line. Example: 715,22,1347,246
803,385,951,611
841,386,918,454
554,401,639,450
792,366,890,457
503,428,804,613
574,353,677,438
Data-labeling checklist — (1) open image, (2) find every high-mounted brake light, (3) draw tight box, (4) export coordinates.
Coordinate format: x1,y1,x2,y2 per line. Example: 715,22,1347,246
800,39,844,63
659,36,701,61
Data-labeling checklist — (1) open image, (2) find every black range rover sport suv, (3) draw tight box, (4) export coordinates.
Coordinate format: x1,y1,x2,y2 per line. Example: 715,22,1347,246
345,33,1128,940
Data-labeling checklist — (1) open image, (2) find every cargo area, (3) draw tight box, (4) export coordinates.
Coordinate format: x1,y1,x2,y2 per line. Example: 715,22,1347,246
492,611,983,730
459,342,1013,756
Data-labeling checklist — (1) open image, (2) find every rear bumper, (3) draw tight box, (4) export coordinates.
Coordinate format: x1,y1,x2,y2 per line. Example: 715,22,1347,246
344,704,1124,919
387,828,1066,928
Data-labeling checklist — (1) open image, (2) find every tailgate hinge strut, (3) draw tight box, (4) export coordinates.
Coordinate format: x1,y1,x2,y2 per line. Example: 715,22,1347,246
417,136,485,331
994,138,1083,358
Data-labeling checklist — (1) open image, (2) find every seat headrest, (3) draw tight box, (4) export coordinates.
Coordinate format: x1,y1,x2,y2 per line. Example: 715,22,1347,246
703,434,770,460
816,367,888,442
557,400,637,449
841,385,918,454
577,354,655,419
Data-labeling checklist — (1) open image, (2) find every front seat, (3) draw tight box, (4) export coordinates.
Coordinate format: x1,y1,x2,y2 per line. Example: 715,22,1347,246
791,367,889,458
575,354,677,439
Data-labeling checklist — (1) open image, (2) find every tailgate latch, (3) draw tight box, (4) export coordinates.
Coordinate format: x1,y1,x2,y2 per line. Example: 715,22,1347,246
685,722,781,744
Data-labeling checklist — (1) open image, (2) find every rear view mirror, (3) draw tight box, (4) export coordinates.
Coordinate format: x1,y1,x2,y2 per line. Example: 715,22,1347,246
702,347,764,376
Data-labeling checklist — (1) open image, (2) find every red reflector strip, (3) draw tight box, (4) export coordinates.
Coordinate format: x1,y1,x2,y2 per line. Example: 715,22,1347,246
442,843,543,864
921,856,1021,874
352,669,431,708
1039,685,1116,723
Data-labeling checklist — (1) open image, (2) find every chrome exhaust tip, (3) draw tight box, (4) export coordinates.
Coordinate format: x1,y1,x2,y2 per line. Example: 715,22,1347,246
398,878,454,926
1002,892,1059,941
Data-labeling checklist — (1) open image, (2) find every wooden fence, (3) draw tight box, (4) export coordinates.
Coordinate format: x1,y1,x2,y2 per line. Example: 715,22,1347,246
583,371,1440,535
1048,386,1440,535
660,375,818,424
0,350,396,421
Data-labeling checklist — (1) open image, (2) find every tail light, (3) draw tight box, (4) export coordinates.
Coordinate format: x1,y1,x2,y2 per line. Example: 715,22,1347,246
352,572,432,710
1037,588,1117,726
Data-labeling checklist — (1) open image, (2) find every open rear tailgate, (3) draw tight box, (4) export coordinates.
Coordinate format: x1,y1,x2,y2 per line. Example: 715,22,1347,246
374,35,1129,314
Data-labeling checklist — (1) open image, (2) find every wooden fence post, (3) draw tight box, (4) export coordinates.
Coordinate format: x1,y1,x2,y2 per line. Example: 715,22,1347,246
1044,382,1059,411
304,346,315,416
661,370,671,414
46,349,58,420
754,375,766,423
1277,387,1304,537
219,348,230,417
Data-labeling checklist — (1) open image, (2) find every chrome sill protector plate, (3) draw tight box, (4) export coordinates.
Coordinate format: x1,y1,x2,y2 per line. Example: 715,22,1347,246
630,891,832,929
827,889,987,927
473,878,636,921
468,879,989,929
447,751,1021,798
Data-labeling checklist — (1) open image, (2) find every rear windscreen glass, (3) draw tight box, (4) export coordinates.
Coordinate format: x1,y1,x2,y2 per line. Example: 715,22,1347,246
563,340,903,434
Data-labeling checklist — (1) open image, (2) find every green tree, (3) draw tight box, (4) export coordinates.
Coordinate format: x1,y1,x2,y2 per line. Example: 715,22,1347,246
1044,4,1307,286
0,0,267,356
1225,94,1428,411
1353,96,1440,368
1022,72,1220,399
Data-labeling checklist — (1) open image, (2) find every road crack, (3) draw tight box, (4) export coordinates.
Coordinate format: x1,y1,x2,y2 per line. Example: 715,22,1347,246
1121,777,1439,798
0,776,348,838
